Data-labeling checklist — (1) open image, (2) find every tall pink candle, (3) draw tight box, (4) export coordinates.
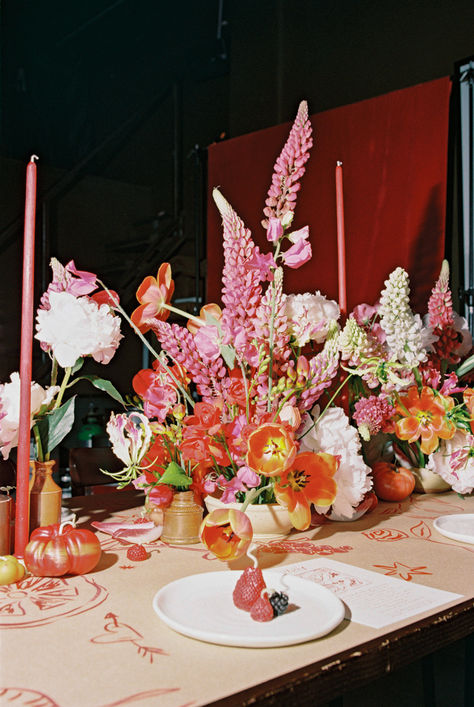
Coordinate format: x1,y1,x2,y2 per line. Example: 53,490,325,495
335,161,347,316
15,155,38,557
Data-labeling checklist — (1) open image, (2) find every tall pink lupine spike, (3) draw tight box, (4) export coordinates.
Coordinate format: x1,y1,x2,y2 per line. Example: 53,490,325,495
254,267,290,366
262,100,313,228
213,188,263,357
427,259,454,328
152,320,227,402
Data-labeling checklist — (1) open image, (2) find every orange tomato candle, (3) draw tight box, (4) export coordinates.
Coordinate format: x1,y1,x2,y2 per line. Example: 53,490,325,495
15,155,38,558
335,161,347,316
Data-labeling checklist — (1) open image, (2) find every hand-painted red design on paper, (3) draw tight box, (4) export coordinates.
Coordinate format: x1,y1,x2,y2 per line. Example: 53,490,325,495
406,495,466,519
373,561,432,581
0,575,108,628
363,528,409,542
410,520,474,553
91,612,167,662
0,686,183,706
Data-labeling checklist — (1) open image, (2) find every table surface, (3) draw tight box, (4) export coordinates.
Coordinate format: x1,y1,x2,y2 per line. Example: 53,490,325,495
1,490,474,707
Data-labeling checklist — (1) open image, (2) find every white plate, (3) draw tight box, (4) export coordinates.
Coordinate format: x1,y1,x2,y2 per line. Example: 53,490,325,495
152,570,345,647
433,514,474,544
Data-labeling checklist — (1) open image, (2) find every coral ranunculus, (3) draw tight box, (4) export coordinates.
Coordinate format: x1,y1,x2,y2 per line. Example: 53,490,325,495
246,423,297,477
200,508,253,561
131,262,175,333
395,386,456,455
273,451,338,530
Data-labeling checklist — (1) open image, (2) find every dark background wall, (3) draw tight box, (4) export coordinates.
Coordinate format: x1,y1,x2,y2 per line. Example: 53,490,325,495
0,0,473,393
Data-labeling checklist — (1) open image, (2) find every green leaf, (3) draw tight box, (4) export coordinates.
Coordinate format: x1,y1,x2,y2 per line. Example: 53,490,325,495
157,461,192,488
71,358,85,375
220,344,236,369
35,396,76,454
78,375,126,406
456,354,474,379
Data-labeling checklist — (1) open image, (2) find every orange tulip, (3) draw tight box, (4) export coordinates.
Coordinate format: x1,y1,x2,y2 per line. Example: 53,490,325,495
273,451,338,530
200,508,253,561
187,303,222,334
395,386,456,455
131,263,175,334
246,423,297,477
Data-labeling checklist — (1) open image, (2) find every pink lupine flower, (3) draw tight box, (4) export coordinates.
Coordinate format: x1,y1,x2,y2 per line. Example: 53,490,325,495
262,100,313,226
281,238,312,269
266,217,284,243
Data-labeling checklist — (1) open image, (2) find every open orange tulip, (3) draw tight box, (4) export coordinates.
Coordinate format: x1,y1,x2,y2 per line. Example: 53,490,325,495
131,263,175,334
200,508,253,561
395,386,456,455
246,423,297,477
273,451,338,530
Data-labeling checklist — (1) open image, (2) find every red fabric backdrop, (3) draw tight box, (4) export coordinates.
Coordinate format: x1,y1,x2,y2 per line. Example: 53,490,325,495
206,77,452,315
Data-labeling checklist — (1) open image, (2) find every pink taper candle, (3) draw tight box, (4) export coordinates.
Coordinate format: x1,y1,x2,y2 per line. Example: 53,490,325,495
15,155,38,557
335,161,347,316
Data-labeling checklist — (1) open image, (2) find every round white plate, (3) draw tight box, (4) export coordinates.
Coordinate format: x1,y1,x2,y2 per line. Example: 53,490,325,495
433,514,474,544
152,570,345,648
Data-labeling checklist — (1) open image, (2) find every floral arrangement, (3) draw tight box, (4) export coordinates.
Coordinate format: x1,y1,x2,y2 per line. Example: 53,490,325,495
343,260,474,494
0,259,125,463
100,99,474,526
101,100,375,530
3,98,473,543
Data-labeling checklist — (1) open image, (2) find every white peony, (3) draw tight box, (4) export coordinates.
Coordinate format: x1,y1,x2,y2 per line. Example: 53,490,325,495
299,405,372,518
35,291,122,368
285,292,340,346
0,373,59,459
427,431,474,495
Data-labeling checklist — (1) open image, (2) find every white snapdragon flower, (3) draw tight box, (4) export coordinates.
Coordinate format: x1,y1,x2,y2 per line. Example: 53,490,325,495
299,405,372,518
0,373,59,459
285,292,340,346
35,291,122,368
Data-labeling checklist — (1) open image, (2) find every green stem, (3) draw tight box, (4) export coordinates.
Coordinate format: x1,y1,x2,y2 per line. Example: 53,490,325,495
97,280,195,408
50,358,58,388
240,483,273,513
298,373,354,441
237,356,250,422
54,367,72,410
161,302,203,326
32,424,44,462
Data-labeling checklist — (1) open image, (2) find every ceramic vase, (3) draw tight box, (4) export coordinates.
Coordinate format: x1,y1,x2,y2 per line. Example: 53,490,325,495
161,491,203,545
204,495,293,539
411,467,451,494
29,460,62,532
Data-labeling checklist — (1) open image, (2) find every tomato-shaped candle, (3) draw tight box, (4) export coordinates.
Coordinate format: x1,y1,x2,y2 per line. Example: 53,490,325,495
372,462,415,502
24,518,102,577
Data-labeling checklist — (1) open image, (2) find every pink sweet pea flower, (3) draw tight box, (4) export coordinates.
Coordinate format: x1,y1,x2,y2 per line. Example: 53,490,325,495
287,225,309,243
266,217,284,243
236,465,261,488
40,258,98,309
244,250,276,281
281,239,312,269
